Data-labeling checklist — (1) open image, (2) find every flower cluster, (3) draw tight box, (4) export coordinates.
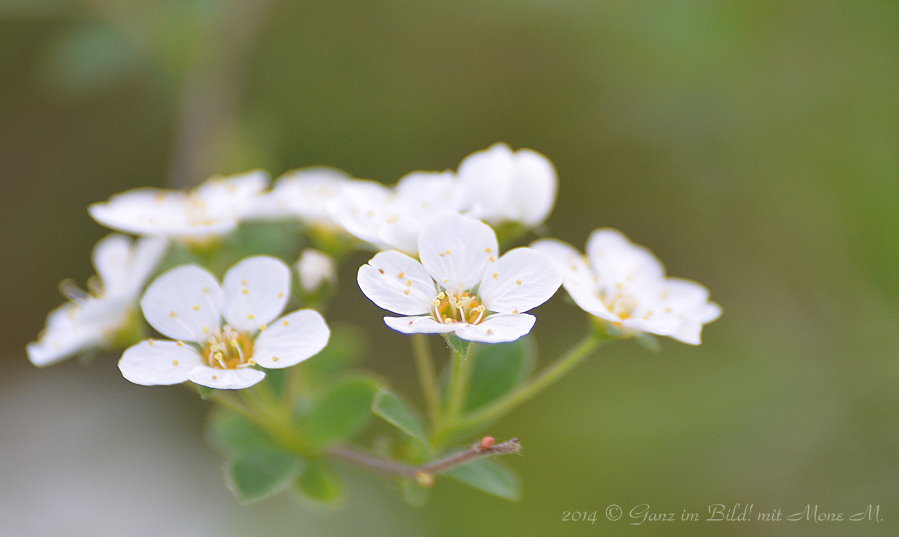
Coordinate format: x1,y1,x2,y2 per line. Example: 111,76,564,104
30,141,720,388
27,141,723,508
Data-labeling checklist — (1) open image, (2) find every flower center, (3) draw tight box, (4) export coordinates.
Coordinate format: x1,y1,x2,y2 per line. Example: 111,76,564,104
599,288,638,320
432,291,487,325
202,326,255,369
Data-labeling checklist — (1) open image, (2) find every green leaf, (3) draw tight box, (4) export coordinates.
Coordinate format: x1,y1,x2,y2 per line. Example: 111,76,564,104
293,460,344,509
446,458,521,501
465,338,535,412
299,377,379,451
225,449,303,503
207,410,278,458
400,478,431,507
372,389,429,446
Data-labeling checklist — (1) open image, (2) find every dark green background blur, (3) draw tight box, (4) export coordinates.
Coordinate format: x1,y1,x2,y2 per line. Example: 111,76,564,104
2,1,896,536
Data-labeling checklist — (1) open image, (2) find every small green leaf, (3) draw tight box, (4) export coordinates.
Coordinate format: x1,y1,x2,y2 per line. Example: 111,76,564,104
400,478,431,507
446,458,521,501
372,389,428,445
226,449,303,503
465,338,535,412
293,460,344,509
207,410,278,458
443,333,471,356
299,377,379,451
196,384,215,400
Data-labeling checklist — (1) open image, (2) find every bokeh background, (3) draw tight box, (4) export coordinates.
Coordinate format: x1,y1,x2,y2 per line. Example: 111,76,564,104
2,1,896,536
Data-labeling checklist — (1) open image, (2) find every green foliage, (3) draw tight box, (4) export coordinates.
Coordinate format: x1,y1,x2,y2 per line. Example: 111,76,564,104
372,389,429,447
446,458,521,501
207,410,279,458
464,338,535,413
293,459,344,509
298,377,379,451
226,449,303,503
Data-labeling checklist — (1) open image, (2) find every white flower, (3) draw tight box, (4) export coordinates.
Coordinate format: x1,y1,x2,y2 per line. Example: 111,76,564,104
357,214,561,343
246,167,349,228
27,234,168,367
331,171,465,254
118,256,330,390
457,143,557,227
532,229,722,345
88,170,269,241
295,248,336,293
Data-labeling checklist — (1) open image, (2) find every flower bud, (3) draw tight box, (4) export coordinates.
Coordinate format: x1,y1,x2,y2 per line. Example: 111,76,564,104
295,248,336,293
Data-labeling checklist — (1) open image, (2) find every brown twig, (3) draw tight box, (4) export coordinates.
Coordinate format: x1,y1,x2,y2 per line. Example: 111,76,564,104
328,437,521,484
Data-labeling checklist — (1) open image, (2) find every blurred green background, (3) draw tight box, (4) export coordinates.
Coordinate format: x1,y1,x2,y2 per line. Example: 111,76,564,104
2,0,896,535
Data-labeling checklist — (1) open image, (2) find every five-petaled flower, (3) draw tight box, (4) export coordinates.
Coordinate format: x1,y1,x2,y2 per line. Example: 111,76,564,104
28,234,167,367
357,214,561,343
532,229,721,344
89,170,268,242
119,256,330,389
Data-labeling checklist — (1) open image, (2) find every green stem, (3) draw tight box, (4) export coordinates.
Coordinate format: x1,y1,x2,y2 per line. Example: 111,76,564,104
457,334,604,431
445,346,473,425
412,335,440,427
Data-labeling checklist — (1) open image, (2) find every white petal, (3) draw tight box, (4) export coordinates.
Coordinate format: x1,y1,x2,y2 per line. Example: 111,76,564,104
506,149,557,225
89,188,236,237
454,313,536,343
478,247,561,314
457,143,514,222
93,234,168,298
92,234,132,294
384,316,459,335
140,265,223,342
252,309,330,368
118,340,204,386
418,214,498,292
284,167,349,226
377,215,425,255
127,236,168,290
188,366,266,390
222,256,290,332
357,251,434,315
329,179,395,246
27,304,103,367
530,238,617,319
586,228,665,289
193,170,269,220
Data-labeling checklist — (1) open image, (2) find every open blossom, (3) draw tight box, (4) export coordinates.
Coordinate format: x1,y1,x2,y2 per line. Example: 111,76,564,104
357,214,561,343
246,167,349,229
457,143,557,227
89,170,268,241
119,256,329,390
330,171,465,254
27,234,168,367
532,230,721,344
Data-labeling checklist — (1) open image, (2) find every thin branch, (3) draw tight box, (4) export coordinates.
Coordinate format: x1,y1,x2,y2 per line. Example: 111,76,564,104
328,437,521,482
